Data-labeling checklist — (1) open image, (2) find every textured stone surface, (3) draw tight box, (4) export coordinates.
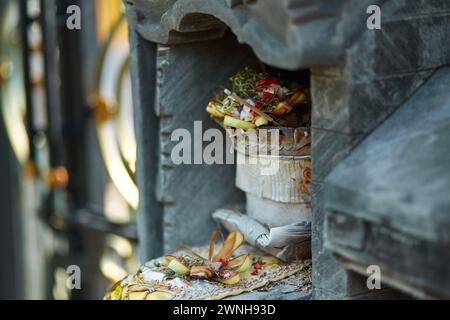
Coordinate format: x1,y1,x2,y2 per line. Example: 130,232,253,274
126,0,450,299
326,68,450,243
310,1,450,298
311,128,363,183
310,67,361,299
311,66,437,135
328,210,450,298
348,12,450,80
324,68,450,298
125,0,387,70
126,0,450,72
344,271,411,300
154,32,254,253
311,181,346,299
127,7,164,262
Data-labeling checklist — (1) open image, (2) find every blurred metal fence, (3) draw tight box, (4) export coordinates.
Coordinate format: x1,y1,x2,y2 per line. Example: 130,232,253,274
0,0,139,300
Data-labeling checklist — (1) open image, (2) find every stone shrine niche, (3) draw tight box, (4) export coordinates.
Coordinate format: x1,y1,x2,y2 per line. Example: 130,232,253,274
125,0,450,299
152,30,312,255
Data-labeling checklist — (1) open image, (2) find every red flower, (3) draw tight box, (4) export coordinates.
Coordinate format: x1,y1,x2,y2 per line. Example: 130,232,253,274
250,101,263,116
219,258,228,266
250,259,264,275
262,92,274,101
256,78,277,89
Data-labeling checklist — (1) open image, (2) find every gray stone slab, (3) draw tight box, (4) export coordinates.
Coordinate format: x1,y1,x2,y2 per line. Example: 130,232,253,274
311,128,363,183
155,33,254,252
310,70,362,294
126,0,450,299
126,1,450,73
348,12,450,81
324,67,450,298
344,271,412,300
126,0,388,70
381,0,450,16
311,181,348,299
127,8,164,262
312,66,436,135
346,70,435,134
325,67,450,244
327,211,450,298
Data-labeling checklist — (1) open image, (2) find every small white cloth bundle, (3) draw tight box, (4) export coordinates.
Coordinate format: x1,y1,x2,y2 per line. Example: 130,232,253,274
213,209,311,262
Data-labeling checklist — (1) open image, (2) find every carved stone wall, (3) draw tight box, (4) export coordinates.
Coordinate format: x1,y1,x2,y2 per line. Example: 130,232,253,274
154,33,254,253
311,1,450,298
126,0,378,69
324,68,450,299
125,0,450,299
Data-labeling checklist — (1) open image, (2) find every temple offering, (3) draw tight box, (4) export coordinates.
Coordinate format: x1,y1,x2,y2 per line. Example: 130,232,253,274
205,67,310,130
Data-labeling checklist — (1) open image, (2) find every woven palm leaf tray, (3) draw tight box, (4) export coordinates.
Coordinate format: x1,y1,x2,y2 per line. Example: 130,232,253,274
105,245,312,300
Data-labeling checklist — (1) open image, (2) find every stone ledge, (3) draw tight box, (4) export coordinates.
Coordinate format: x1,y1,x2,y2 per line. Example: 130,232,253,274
327,211,450,299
